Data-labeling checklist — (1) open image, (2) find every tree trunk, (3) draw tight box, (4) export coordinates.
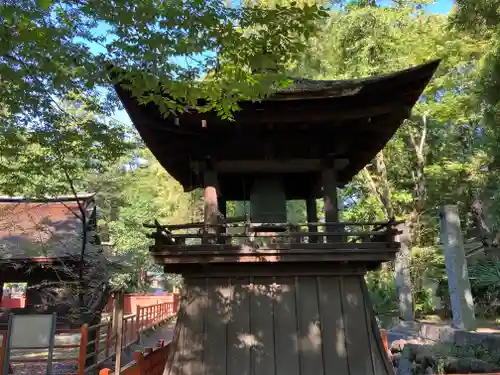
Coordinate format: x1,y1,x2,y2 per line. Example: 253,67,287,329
406,115,428,246
375,151,394,218
361,151,393,220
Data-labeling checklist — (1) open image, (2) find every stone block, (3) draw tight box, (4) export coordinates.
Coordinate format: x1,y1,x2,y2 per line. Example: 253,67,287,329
391,339,407,353
438,326,457,343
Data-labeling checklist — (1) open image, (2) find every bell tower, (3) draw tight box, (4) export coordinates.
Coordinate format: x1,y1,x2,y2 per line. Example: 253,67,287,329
116,60,440,375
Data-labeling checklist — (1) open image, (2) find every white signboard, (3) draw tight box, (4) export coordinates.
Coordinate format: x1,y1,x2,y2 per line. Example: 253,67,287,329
9,314,54,349
3,313,57,375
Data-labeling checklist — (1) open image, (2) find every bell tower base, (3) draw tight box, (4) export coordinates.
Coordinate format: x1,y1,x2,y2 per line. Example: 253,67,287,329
164,265,394,375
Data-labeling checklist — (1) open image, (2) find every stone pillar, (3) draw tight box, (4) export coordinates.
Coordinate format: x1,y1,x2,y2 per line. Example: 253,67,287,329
395,223,413,322
306,197,318,243
439,205,475,330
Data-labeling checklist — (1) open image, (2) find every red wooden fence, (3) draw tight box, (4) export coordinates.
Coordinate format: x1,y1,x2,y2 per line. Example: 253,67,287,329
0,300,177,375
0,297,25,309
105,293,178,315
99,340,171,375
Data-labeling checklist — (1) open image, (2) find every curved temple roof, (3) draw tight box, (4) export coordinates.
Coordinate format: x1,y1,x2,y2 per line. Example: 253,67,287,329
115,60,440,199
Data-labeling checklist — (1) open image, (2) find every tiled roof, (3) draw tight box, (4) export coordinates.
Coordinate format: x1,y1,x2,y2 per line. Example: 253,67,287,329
271,60,440,98
0,196,99,261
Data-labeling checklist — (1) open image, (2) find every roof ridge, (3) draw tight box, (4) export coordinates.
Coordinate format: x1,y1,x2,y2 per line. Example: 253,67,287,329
0,194,95,203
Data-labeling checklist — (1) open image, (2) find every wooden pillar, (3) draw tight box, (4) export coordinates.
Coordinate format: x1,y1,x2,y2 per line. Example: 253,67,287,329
218,197,227,219
203,166,219,244
306,197,318,243
395,223,413,322
439,205,475,330
217,197,227,244
322,165,339,242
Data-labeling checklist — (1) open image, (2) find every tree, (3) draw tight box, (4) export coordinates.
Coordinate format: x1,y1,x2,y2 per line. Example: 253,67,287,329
1,0,326,152
0,98,133,328
451,1,500,236
92,148,195,292
295,2,485,238
289,1,491,315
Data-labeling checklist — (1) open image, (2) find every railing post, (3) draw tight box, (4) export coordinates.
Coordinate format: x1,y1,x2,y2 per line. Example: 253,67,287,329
0,332,7,375
380,328,389,354
136,305,141,342
105,322,111,358
123,317,128,347
78,324,89,375
115,291,125,375
95,325,101,362
134,351,144,375
173,293,179,314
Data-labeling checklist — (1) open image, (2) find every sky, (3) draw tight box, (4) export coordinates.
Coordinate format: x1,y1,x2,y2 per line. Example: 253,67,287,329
423,0,453,13
109,0,455,126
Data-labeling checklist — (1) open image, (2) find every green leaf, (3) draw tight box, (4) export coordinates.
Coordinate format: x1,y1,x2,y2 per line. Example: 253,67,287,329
36,0,53,10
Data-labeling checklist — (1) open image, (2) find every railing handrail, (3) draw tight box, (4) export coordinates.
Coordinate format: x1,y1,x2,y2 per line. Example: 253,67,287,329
144,219,403,231
156,230,397,238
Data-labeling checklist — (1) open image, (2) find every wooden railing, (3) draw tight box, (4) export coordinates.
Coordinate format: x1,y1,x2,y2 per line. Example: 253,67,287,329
99,340,171,375
146,220,401,249
0,326,85,375
0,300,177,375
136,302,174,333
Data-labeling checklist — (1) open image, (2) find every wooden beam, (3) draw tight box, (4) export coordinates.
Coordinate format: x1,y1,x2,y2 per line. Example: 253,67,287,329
161,95,414,126
212,158,349,174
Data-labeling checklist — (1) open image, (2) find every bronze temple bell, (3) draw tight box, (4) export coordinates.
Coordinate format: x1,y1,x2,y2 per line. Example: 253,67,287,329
115,60,440,375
